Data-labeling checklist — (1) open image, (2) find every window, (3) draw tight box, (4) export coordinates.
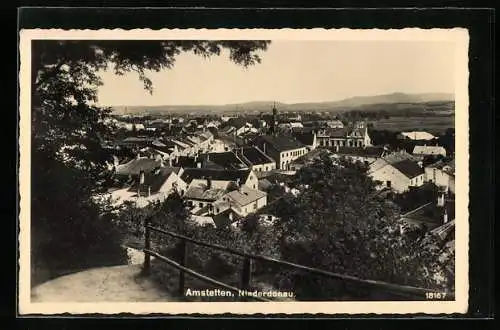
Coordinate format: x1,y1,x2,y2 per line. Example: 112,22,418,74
254,202,258,210
199,203,203,208
386,181,392,188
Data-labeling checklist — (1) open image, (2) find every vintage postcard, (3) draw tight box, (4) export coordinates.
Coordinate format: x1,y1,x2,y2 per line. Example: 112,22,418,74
18,28,469,315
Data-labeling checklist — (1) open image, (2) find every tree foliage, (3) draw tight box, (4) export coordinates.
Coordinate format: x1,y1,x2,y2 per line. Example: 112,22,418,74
30,40,271,281
266,155,454,300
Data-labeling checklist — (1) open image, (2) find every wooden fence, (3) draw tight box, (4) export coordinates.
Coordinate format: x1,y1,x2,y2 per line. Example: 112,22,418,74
142,219,455,302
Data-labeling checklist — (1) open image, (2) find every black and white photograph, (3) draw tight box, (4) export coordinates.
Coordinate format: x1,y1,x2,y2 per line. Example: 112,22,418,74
18,28,469,315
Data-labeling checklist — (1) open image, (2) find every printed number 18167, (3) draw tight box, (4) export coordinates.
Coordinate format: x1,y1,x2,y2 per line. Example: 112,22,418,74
426,292,447,299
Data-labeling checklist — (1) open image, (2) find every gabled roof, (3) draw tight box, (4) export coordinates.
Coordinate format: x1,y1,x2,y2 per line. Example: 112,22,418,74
238,146,276,166
391,159,424,179
180,168,252,184
212,208,241,228
251,135,304,152
202,152,248,170
401,199,455,231
292,132,315,146
184,179,230,201
258,178,273,191
225,117,249,130
317,128,348,138
222,185,267,207
427,158,455,176
128,167,182,194
170,139,191,149
115,158,163,176
334,146,385,158
413,145,447,156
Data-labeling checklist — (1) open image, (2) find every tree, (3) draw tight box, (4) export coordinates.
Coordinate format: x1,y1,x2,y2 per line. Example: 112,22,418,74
267,155,453,300
30,40,271,281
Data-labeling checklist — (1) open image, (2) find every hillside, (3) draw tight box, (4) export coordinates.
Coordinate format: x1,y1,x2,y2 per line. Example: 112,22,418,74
110,92,454,115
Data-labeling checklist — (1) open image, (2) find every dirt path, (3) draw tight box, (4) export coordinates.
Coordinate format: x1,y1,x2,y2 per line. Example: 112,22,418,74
31,264,173,302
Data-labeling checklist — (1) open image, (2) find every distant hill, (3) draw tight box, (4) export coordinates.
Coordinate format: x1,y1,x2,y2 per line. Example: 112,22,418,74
110,92,454,115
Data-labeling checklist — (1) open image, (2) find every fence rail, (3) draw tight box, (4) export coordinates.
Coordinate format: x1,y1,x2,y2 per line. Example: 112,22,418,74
143,221,455,301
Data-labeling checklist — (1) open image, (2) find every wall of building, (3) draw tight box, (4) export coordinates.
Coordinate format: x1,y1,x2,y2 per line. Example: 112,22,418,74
369,164,412,193
279,147,308,170
244,171,259,190
234,195,267,217
425,167,454,192
251,161,276,172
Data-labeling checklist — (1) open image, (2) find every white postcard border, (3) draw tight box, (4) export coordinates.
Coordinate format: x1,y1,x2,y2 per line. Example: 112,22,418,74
18,28,470,315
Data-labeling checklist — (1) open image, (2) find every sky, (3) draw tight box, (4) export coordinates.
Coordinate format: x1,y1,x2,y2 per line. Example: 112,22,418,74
96,40,456,106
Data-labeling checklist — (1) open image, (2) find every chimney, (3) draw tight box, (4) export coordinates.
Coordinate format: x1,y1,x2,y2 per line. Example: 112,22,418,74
197,162,202,168
263,143,266,154
207,176,212,189
437,189,445,207
148,186,151,197
418,160,423,168
443,208,448,224
139,170,145,184
136,153,141,160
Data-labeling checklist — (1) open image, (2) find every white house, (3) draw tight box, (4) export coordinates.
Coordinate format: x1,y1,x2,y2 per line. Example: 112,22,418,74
251,135,308,170
180,168,259,191
237,146,277,172
413,145,447,157
369,156,425,193
110,166,187,207
425,159,455,194
213,185,267,217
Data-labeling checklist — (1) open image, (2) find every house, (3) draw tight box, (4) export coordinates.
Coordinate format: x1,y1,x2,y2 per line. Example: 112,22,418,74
199,152,249,170
400,187,455,232
129,166,186,198
325,120,344,128
114,157,164,178
250,135,308,170
170,139,193,156
368,151,425,193
110,166,186,207
425,159,455,194
316,121,372,148
397,131,436,141
209,138,235,153
221,118,253,136
413,145,447,157
213,185,267,217
118,136,156,149
289,148,329,171
180,168,259,191
236,146,276,172
183,178,232,211
330,146,385,165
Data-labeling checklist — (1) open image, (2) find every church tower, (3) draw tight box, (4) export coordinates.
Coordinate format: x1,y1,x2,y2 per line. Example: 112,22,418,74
271,102,278,135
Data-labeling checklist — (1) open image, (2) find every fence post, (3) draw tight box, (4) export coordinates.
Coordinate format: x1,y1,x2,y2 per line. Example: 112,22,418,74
142,217,151,276
240,257,252,300
178,238,188,296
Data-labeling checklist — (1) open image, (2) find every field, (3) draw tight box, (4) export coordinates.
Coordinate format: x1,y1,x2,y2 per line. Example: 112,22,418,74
370,116,454,134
